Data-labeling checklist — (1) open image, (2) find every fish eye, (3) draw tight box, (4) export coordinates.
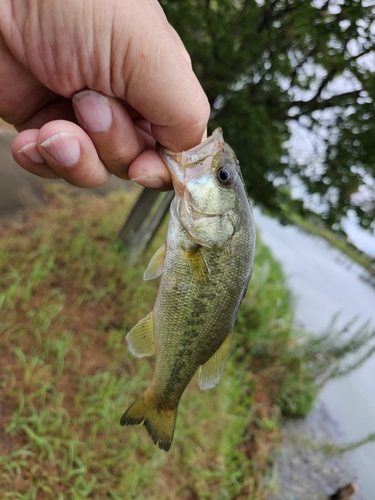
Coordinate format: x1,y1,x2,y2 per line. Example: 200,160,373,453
216,167,232,186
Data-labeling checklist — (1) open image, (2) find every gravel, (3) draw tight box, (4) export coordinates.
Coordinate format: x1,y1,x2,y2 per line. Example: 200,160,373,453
268,403,366,500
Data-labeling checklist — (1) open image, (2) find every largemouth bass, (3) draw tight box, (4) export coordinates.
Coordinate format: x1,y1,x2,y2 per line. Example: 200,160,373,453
120,128,256,451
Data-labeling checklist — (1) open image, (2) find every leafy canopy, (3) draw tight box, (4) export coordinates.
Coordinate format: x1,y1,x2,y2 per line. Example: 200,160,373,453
161,0,375,230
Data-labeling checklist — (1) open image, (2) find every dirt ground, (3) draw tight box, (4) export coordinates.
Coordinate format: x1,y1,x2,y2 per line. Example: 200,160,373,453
0,124,128,225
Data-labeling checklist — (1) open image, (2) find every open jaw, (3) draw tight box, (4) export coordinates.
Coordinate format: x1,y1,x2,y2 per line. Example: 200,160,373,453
168,158,215,198
181,191,226,221
176,199,237,248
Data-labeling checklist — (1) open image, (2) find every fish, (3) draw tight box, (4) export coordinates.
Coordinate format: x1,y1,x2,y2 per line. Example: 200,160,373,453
120,128,256,451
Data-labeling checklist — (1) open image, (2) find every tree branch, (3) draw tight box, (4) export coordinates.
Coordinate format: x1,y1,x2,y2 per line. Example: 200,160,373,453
351,45,375,61
241,0,250,15
256,1,302,33
289,89,363,121
289,46,319,85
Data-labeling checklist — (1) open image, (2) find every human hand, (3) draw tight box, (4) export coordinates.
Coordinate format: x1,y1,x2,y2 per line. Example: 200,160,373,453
0,0,210,189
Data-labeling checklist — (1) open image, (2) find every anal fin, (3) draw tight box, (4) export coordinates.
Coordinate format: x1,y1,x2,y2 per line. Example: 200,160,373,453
198,329,233,390
126,312,155,358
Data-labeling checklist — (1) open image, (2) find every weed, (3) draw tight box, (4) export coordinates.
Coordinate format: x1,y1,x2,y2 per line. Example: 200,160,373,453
0,185,307,499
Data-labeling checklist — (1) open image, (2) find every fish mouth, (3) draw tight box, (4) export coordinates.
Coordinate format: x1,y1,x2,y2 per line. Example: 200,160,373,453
179,203,237,248
157,128,225,196
183,191,222,220
158,128,224,163
171,191,236,246
170,191,220,225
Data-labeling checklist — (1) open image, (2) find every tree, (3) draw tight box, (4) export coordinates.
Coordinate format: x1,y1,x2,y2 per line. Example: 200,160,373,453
160,0,375,230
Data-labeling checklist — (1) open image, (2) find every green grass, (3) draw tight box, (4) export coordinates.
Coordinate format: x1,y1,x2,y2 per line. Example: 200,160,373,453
0,184,304,499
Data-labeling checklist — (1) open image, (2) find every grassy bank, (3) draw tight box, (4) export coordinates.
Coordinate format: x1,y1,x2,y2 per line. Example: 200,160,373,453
0,185,303,499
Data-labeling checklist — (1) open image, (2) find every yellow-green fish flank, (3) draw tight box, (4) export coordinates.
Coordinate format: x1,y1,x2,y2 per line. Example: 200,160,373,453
120,128,256,451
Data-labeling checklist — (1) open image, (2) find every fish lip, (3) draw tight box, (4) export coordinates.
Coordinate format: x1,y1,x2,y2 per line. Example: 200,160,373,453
156,128,225,196
178,192,237,245
183,193,220,219
158,128,237,244
157,128,224,160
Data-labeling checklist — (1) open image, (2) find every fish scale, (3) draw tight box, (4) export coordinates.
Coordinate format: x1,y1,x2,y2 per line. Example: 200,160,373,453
120,128,255,451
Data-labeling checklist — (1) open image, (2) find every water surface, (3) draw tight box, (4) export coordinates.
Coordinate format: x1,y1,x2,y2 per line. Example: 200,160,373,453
255,209,375,500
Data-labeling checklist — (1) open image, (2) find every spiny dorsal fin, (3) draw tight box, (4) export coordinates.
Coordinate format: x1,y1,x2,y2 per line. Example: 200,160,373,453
144,244,167,281
184,247,209,286
126,312,155,358
198,329,233,390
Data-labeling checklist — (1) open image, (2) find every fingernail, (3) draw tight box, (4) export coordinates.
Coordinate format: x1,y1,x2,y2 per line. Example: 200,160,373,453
18,142,45,163
73,90,112,132
130,175,165,189
40,132,80,166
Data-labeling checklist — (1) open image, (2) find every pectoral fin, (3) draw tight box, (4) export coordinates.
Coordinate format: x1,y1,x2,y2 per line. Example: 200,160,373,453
144,244,166,280
184,248,209,286
198,329,233,390
126,312,155,358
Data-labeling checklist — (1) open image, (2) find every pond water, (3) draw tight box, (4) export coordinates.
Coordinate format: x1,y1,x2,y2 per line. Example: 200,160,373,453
255,208,375,500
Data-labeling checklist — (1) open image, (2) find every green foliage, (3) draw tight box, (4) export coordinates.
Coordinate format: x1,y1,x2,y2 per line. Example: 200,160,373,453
292,430,375,456
276,373,317,418
275,314,375,417
235,228,375,419
293,315,375,387
161,0,375,229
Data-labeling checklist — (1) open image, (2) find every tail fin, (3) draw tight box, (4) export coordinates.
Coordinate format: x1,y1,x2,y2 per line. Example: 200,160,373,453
120,395,178,452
